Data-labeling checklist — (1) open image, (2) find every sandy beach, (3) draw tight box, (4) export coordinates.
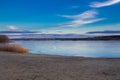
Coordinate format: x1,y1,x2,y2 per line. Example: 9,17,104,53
0,51,120,80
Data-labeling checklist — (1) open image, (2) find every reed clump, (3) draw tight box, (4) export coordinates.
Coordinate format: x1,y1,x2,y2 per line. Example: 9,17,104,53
0,44,29,53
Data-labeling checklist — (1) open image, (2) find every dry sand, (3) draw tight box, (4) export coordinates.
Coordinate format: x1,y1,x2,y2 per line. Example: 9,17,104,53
0,51,120,80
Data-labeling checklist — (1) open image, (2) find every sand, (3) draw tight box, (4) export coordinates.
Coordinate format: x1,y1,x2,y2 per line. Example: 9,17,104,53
0,51,120,80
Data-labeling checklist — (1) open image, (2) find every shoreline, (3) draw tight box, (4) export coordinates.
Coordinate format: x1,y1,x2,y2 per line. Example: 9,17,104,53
11,39,120,41
2,51,120,59
0,51,120,80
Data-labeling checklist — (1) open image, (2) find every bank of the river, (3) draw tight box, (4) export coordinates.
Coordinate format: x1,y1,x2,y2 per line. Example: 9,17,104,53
0,51,120,80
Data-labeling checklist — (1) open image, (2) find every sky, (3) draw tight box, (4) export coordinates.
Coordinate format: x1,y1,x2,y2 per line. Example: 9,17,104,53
0,0,120,34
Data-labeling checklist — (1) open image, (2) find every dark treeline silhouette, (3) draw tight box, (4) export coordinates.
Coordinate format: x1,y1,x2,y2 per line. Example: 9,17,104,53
0,35,10,42
11,35,120,41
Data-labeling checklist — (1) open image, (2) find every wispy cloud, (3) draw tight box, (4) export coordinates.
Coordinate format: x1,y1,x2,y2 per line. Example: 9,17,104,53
58,10,105,27
90,0,120,8
7,25,18,31
60,10,98,20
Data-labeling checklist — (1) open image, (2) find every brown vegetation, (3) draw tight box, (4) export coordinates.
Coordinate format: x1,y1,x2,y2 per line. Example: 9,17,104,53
0,35,10,42
0,44,29,53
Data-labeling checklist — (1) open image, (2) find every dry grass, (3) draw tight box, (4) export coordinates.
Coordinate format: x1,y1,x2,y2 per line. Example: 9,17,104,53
0,44,29,53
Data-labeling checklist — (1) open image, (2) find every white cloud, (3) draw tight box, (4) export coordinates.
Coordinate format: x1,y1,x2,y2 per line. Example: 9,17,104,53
60,10,98,20
7,25,18,31
90,0,120,8
58,10,105,27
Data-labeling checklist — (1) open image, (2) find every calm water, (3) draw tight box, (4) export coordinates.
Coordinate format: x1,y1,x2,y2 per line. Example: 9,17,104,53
15,41,120,58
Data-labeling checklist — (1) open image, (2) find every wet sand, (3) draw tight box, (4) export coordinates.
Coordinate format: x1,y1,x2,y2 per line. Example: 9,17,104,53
0,51,120,80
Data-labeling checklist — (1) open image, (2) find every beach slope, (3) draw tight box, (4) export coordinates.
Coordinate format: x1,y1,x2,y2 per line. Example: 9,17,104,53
0,51,120,80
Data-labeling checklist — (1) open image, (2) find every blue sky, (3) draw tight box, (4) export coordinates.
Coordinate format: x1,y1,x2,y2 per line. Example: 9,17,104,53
0,0,120,33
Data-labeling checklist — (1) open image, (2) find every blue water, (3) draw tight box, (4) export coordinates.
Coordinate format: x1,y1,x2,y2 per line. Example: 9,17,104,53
15,41,120,58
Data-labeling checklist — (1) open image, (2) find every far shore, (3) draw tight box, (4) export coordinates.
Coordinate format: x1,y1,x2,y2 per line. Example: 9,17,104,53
10,35,120,41
0,51,120,80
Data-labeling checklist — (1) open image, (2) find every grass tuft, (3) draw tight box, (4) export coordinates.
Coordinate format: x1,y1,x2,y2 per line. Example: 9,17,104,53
0,44,29,53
